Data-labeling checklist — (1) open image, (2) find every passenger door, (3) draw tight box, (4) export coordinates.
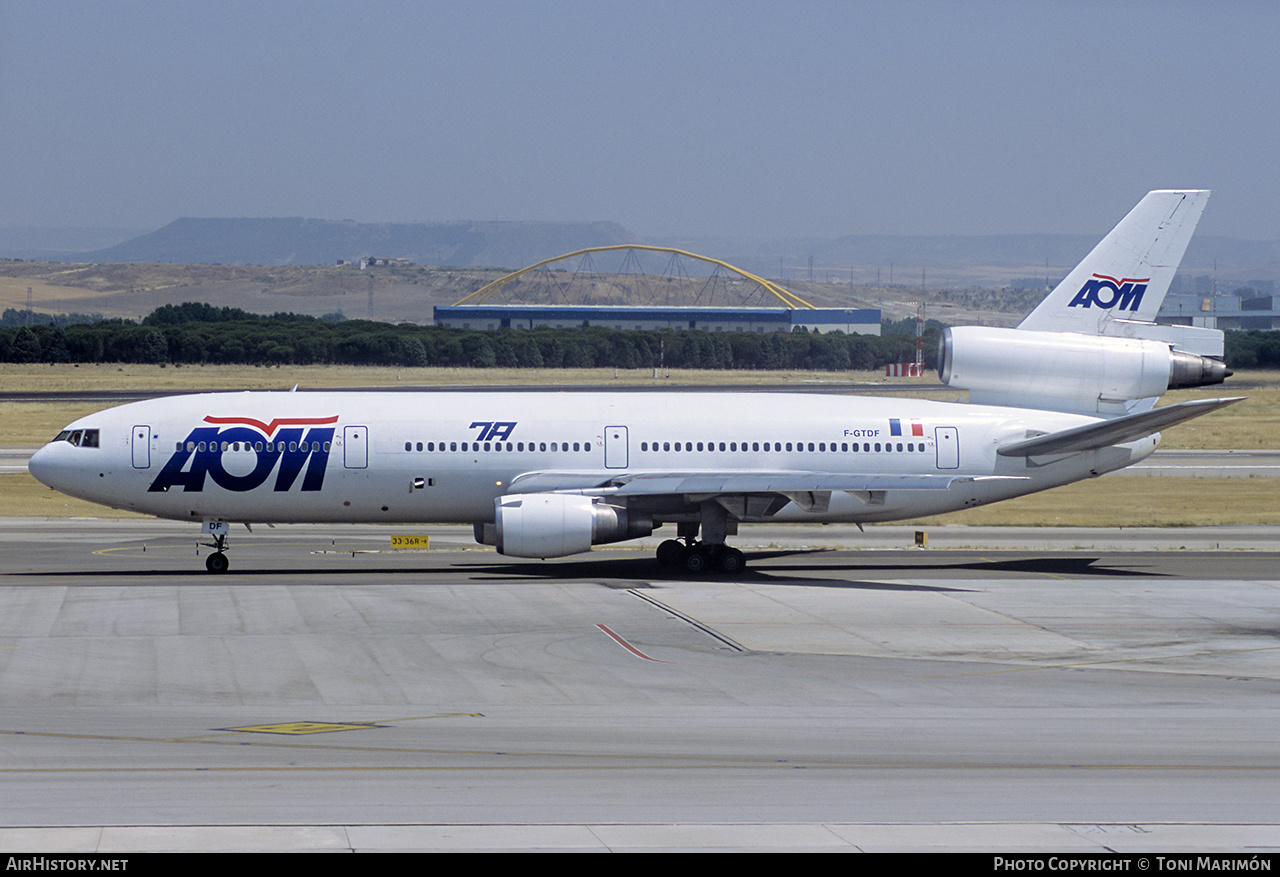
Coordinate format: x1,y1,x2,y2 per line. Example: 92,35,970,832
604,425,629,469
934,426,959,469
344,425,368,469
131,425,151,469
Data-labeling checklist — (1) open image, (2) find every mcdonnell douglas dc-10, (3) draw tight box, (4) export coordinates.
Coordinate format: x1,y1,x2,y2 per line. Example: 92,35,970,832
29,191,1238,573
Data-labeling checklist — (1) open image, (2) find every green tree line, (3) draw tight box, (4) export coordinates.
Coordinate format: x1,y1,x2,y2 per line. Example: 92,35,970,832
1,302,1276,370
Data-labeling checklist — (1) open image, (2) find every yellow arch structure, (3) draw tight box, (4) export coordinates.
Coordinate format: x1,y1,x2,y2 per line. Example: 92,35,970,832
452,244,816,309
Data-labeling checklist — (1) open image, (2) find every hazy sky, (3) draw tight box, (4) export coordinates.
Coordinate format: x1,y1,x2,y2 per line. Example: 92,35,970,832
2,0,1277,240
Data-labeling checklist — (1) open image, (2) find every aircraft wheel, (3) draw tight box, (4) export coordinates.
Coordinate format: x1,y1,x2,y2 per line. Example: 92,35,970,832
683,546,710,574
656,539,685,567
717,547,745,574
206,552,229,573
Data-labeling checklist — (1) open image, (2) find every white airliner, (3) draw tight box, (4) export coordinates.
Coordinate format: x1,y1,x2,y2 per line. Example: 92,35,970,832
29,190,1238,573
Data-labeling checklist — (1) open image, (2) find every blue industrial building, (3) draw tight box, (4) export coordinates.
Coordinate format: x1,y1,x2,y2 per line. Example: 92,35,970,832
432,305,881,335
1159,292,1280,331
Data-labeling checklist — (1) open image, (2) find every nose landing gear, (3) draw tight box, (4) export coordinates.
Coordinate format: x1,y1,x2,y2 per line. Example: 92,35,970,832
202,520,231,573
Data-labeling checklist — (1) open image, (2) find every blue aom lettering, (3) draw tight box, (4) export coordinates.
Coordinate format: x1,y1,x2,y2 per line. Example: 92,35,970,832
1067,273,1150,311
148,425,334,493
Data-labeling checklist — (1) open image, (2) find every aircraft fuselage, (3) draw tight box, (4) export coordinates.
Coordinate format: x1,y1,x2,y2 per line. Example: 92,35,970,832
29,390,1155,526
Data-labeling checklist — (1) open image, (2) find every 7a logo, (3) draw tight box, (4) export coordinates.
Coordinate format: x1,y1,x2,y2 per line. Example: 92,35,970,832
471,421,517,441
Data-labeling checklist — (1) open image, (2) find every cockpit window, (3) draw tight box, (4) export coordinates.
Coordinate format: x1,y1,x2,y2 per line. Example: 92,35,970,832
53,428,100,448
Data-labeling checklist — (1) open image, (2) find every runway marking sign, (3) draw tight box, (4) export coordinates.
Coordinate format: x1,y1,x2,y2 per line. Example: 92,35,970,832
390,534,431,549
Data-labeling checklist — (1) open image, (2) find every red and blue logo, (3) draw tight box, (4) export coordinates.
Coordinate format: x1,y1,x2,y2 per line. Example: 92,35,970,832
1067,273,1150,311
149,415,338,493
889,418,923,437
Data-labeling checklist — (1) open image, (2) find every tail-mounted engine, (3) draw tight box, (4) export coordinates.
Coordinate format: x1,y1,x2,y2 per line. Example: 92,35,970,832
480,494,654,558
938,326,1230,415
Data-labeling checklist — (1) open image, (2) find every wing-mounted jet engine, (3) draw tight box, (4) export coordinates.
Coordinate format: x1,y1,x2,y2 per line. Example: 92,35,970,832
479,494,655,559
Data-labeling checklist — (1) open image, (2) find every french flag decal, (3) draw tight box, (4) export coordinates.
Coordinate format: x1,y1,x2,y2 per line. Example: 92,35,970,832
889,418,924,437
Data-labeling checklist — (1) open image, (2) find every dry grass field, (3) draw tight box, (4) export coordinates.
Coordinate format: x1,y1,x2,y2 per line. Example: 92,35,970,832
1,361,939,392
3,365,1276,524
892,476,1279,527
0,274,120,313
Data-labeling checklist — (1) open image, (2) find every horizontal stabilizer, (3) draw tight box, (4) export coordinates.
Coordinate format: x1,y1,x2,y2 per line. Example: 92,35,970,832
1100,319,1225,358
996,397,1244,457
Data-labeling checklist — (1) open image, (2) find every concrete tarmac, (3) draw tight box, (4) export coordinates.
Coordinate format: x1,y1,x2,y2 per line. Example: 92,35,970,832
1,518,1279,852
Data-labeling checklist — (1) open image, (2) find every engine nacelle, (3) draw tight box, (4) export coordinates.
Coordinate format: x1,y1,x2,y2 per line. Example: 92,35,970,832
492,494,654,558
938,326,1229,414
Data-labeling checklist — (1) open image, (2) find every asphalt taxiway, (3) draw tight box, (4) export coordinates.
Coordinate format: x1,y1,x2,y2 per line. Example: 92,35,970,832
1,518,1279,851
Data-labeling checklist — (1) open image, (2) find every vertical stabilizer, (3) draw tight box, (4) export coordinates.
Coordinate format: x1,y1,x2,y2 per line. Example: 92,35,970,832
1018,190,1209,334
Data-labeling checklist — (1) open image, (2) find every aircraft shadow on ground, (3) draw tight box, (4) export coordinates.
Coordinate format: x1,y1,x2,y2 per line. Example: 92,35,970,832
749,552,1168,579
9,548,1167,586
456,550,1166,586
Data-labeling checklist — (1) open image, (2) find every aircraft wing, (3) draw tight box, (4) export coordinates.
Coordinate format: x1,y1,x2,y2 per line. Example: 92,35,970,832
507,469,1021,496
996,397,1244,457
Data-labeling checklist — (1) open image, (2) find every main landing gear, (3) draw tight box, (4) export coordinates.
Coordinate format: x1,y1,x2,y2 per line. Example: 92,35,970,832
655,504,747,574
656,539,746,574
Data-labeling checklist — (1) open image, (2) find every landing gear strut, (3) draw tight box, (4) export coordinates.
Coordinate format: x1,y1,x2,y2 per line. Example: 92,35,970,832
654,503,746,574
203,521,231,573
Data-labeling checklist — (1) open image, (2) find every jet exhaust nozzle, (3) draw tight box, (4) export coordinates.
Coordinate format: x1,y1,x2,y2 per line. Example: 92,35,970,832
1167,351,1232,389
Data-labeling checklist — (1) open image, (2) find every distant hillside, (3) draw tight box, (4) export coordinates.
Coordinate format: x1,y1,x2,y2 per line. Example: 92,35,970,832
14,216,1278,290
659,234,1280,286
78,218,639,270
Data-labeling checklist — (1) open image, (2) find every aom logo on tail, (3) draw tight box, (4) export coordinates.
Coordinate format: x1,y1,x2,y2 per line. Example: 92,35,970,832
1067,274,1150,311
148,415,338,493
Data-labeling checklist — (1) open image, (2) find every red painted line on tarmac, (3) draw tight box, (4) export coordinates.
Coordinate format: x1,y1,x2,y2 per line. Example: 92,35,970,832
596,624,673,663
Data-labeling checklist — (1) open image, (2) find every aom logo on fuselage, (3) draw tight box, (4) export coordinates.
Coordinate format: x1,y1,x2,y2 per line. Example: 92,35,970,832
1067,273,1150,311
148,415,338,493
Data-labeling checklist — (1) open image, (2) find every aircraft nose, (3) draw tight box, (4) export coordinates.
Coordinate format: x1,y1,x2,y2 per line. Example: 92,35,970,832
28,443,65,490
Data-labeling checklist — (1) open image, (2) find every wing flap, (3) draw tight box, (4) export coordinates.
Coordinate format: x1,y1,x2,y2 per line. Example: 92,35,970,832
615,472,970,495
508,469,1017,496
